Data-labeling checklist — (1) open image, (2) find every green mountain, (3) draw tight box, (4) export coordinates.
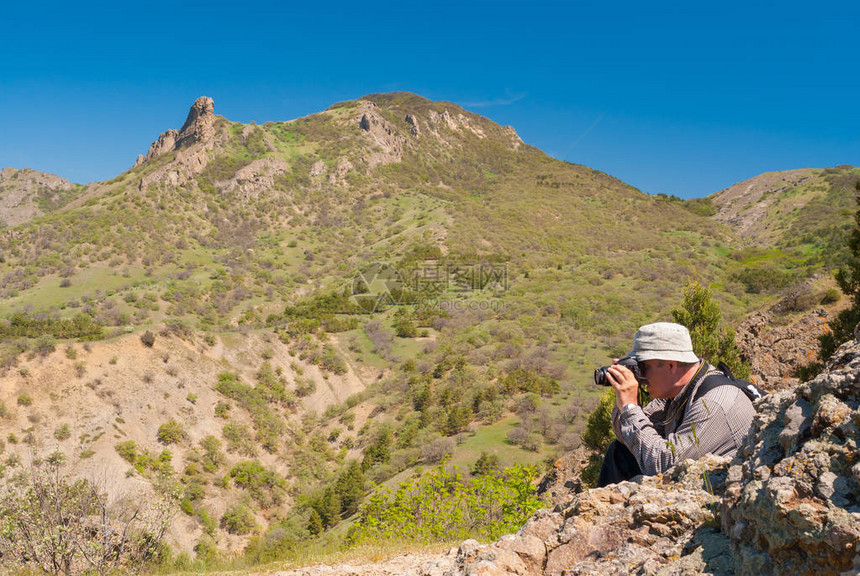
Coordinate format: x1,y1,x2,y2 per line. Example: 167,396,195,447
0,93,856,562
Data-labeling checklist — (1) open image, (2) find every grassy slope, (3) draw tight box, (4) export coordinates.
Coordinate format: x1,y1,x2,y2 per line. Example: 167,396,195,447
0,93,856,563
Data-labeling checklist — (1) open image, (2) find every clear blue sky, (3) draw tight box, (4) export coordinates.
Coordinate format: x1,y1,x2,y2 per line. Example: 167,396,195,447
1,0,857,198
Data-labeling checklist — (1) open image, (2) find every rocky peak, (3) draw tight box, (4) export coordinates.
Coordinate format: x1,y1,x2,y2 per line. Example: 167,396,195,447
176,96,216,148
134,96,217,167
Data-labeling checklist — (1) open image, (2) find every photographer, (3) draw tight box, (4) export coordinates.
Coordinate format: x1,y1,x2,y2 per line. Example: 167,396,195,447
596,322,755,487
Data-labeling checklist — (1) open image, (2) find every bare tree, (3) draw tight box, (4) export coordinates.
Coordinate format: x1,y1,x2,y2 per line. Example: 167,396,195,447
0,458,176,575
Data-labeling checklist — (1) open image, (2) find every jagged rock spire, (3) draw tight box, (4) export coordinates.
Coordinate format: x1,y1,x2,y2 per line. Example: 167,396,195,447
134,96,216,167
176,96,215,149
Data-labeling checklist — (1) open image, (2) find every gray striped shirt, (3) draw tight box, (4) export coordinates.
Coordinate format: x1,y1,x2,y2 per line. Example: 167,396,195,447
611,361,755,476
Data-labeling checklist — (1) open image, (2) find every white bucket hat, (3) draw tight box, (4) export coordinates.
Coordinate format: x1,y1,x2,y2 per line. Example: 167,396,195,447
627,322,699,363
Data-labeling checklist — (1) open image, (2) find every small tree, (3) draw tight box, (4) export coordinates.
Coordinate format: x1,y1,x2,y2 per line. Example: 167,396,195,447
157,419,185,444
140,330,156,348
672,280,750,379
0,459,174,575
811,182,860,372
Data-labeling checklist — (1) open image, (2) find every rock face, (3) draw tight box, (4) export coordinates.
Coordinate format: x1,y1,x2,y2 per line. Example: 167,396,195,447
134,96,217,167
217,157,289,201
448,339,860,576
736,307,832,391
0,167,79,227
175,96,216,149
710,169,815,245
356,101,407,167
736,279,849,391
722,339,860,575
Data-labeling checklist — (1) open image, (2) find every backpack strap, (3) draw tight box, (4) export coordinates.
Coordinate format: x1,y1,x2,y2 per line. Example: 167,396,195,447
716,360,735,379
692,368,767,405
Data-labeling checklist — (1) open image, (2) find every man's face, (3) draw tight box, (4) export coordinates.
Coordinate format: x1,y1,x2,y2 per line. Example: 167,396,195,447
639,359,680,399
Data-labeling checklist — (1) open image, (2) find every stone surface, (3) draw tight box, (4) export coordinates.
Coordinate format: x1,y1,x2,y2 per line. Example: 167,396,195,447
0,167,78,227
356,101,406,167
721,338,860,576
134,96,217,168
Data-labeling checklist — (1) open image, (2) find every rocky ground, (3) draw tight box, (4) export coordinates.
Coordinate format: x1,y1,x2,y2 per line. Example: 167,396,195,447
735,276,849,392
266,335,860,576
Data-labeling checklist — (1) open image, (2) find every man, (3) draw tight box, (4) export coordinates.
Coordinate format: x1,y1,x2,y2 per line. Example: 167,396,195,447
597,322,755,486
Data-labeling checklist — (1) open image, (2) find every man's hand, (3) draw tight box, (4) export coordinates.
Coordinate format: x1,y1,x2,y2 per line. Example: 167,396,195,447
607,362,639,410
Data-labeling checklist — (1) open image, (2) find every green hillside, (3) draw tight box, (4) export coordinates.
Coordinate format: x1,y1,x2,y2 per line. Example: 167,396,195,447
0,93,856,568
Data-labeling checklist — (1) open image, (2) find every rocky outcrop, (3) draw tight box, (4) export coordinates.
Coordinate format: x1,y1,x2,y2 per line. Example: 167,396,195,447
721,339,860,575
710,169,815,244
736,307,831,391
134,96,217,167
736,279,848,391
405,114,420,136
357,101,407,167
448,338,860,576
216,157,289,201
175,96,216,149
0,167,79,227
137,146,209,191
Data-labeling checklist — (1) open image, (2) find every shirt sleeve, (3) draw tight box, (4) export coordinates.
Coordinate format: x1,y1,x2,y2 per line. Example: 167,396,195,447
614,386,752,475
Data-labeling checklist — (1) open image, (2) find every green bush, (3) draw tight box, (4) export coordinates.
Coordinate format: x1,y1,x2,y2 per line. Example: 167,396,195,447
348,462,543,544
199,435,224,472
0,313,103,341
581,390,616,453
672,280,750,379
472,452,500,476
821,288,841,304
215,372,286,452
229,460,286,508
157,420,185,444
221,504,257,535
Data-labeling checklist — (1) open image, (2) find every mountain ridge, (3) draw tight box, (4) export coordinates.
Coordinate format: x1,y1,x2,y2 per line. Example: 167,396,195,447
0,93,857,566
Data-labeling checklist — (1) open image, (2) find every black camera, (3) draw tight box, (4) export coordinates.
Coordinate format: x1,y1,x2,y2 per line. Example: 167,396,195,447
593,356,643,386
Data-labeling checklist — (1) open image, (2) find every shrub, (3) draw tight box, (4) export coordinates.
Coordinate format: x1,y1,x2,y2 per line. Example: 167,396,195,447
672,280,750,379
17,394,33,407
420,436,455,463
223,422,256,456
54,423,71,441
507,426,530,447
115,440,138,464
473,452,500,476
157,419,185,444
221,504,257,535
229,460,286,508
140,331,156,348
0,459,174,574
199,435,224,472
348,463,543,544
581,390,616,452
214,401,230,418
821,288,841,305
